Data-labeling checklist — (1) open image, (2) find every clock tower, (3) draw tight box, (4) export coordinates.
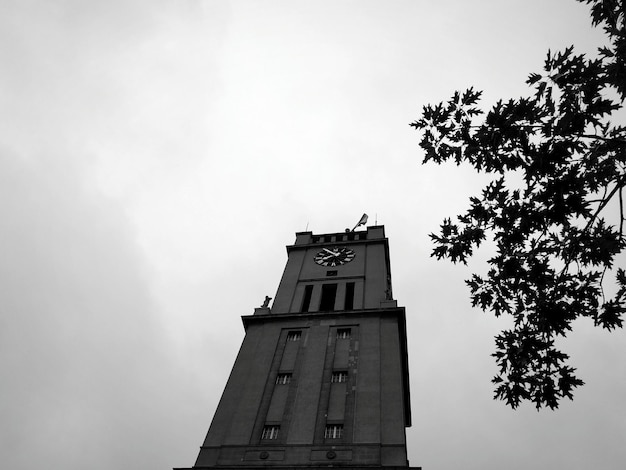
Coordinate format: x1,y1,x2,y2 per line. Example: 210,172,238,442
177,225,419,470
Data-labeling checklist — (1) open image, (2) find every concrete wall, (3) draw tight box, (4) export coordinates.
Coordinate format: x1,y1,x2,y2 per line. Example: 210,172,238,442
194,309,409,468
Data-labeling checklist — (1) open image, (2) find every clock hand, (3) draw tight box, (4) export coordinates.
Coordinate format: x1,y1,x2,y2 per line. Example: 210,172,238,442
322,248,336,256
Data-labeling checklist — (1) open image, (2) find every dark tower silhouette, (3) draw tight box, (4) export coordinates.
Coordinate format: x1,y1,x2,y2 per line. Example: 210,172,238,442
177,226,419,470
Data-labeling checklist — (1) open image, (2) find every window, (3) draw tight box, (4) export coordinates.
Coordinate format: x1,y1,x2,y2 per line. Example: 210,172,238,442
337,328,351,339
301,285,313,312
287,331,302,341
319,283,338,311
262,425,280,440
276,373,292,385
344,282,355,310
331,371,348,383
325,424,343,439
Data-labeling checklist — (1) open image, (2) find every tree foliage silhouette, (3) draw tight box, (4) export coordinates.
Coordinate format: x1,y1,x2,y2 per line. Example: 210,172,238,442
411,0,626,409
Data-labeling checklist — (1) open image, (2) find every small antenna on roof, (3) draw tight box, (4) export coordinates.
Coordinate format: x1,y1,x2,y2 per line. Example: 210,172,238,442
305,221,309,232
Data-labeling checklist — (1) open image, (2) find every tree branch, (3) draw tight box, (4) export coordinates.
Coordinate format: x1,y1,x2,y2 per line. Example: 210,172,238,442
583,175,626,233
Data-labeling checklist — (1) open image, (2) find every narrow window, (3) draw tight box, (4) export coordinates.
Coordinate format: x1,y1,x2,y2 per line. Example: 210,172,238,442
262,425,280,440
287,331,302,341
324,424,343,439
301,285,313,312
276,373,292,385
319,283,338,311
331,371,348,383
344,282,355,310
337,328,351,339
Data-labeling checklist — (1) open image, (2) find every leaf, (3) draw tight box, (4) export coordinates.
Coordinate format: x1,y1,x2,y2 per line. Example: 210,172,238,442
411,0,626,409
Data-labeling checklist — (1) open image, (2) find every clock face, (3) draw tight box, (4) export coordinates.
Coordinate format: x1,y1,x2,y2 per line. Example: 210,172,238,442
314,246,355,267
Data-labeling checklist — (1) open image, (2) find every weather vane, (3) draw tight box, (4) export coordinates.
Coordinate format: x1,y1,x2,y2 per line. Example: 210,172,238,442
346,213,368,232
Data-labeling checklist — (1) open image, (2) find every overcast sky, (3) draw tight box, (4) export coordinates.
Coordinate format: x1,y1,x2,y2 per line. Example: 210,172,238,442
1,1,625,469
